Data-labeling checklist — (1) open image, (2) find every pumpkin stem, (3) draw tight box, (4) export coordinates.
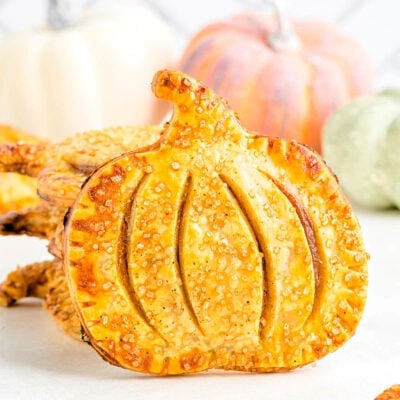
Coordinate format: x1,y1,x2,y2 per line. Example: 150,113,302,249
266,0,301,52
152,70,247,144
47,0,91,30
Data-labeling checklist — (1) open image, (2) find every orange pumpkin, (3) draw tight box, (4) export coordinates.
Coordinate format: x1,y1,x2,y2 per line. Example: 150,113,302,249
179,4,373,152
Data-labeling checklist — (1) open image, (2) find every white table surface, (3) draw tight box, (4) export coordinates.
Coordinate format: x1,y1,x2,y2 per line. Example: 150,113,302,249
0,207,399,400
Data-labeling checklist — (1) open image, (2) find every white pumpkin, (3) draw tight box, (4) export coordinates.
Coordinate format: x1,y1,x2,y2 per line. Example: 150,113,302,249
0,1,176,140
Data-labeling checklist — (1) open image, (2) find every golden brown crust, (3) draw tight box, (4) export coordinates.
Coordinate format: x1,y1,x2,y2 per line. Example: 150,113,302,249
0,260,54,306
0,125,163,341
44,261,82,341
0,125,43,214
0,126,163,242
0,173,39,214
0,259,82,340
375,385,400,400
0,143,47,176
0,202,65,240
64,70,368,375
37,125,162,207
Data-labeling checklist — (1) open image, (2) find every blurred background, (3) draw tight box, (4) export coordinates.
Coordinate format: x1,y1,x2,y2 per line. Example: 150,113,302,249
0,2,399,399
0,0,399,89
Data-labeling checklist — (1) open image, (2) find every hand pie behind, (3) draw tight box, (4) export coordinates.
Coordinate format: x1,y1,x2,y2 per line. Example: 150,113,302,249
0,125,42,214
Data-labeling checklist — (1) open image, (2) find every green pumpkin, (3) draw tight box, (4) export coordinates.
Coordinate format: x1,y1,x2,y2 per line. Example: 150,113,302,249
322,89,400,209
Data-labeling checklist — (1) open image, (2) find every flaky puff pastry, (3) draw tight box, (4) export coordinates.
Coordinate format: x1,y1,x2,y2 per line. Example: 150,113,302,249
0,125,42,214
375,385,400,400
0,125,163,337
63,70,368,375
0,259,81,340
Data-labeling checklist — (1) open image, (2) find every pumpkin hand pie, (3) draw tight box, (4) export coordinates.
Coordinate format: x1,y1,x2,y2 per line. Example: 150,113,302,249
0,70,368,375
0,125,162,333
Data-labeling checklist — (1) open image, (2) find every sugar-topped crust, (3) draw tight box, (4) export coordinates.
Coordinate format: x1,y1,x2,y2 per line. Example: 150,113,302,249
65,70,368,375
375,385,400,400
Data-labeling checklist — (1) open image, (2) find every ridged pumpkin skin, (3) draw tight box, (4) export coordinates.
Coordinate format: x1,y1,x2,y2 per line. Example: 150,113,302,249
180,12,373,153
65,70,368,375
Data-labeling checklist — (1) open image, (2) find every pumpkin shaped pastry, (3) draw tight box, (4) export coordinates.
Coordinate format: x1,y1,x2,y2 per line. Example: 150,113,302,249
0,71,368,375
63,70,368,374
